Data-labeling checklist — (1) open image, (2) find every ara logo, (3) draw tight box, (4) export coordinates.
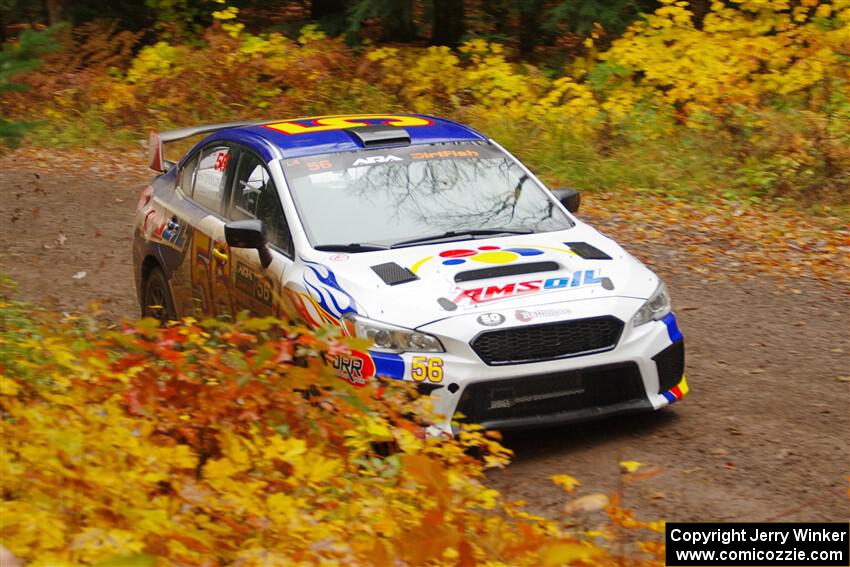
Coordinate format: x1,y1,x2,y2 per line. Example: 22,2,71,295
454,270,606,305
352,155,403,166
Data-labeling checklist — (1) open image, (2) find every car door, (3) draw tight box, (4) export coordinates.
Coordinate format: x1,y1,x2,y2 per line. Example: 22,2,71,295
182,143,236,317
225,147,294,317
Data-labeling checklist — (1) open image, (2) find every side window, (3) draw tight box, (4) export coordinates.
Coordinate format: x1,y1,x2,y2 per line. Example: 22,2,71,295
230,153,293,256
179,153,199,196
193,145,232,214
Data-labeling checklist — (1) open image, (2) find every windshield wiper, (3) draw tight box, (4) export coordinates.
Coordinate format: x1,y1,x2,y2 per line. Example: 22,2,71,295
314,243,390,252
390,228,534,249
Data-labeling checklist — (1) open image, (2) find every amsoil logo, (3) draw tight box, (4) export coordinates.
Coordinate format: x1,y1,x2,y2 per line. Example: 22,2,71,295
454,270,604,305
352,155,403,166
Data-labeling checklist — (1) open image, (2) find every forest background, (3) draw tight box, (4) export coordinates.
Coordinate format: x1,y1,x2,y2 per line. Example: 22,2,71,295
2,0,849,212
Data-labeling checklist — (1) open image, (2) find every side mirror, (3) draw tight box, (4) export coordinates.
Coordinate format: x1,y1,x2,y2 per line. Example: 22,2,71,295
225,219,272,269
551,188,581,213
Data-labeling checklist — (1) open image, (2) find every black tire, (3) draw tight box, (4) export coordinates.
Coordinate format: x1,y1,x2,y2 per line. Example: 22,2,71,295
141,267,177,324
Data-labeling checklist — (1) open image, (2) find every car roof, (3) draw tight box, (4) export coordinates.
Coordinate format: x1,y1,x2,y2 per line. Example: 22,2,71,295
196,114,488,161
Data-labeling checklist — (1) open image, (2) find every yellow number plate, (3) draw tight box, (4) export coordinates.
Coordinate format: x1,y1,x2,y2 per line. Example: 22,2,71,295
411,356,444,383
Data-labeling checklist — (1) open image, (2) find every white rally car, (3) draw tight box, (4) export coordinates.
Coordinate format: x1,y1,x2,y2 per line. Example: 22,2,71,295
134,114,687,432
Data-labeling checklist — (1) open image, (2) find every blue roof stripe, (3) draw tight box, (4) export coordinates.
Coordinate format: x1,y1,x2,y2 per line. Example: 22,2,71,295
191,114,487,161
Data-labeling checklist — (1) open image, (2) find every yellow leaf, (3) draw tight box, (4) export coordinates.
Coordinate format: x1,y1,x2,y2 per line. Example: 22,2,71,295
262,435,307,463
619,460,642,473
295,453,341,485
363,417,394,440
540,541,598,565
0,375,21,396
550,474,580,493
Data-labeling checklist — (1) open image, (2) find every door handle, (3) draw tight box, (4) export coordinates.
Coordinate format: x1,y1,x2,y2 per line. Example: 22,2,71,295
212,246,228,263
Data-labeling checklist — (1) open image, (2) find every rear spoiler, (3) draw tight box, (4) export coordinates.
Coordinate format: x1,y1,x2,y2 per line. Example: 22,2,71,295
148,121,258,172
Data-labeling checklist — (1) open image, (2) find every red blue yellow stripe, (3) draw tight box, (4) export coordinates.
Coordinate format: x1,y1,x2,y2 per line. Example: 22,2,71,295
662,375,689,403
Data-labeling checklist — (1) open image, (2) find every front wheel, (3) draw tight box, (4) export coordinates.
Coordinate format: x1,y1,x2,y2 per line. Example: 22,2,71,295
142,267,177,324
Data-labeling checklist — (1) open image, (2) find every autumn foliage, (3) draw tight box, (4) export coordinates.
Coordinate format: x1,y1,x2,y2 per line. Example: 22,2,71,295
0,299,666,566
3,0,849,204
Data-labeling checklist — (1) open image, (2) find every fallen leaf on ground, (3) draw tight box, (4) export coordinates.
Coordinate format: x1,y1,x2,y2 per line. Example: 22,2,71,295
72,271,87,280
619,460,642,473
550,474,580,493
564,493,609,515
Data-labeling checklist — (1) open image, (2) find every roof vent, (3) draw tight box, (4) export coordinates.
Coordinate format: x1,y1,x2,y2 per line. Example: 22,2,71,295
346,126,411,148
454,261,560,283
371,262,419,286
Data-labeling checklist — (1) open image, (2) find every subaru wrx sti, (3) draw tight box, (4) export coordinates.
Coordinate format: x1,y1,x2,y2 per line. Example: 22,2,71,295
133,114,687,433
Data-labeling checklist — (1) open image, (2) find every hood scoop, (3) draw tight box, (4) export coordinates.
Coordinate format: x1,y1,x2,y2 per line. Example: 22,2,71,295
564,242,612,260
454,261,560,283
371,262,419,286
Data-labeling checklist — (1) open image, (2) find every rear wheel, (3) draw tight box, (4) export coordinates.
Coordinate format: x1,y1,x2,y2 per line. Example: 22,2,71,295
142,267,177,324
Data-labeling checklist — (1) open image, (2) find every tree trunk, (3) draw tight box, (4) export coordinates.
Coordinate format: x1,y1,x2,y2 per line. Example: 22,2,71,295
44,0,70,25
432,0,464,47
311,0,346,20
381,0,416,42
687,0,711,28
518,0,542,55
483,0,509,36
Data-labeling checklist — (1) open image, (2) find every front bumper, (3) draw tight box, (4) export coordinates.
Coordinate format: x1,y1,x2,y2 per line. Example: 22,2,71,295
386,299,687,433
329,298,688,432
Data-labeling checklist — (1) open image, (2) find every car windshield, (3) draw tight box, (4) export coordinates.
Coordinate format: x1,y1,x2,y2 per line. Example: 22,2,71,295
281,141,573,249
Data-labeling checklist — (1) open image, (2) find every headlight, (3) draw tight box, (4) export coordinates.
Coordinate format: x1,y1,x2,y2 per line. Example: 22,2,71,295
632,281,672,327
344,313,444,353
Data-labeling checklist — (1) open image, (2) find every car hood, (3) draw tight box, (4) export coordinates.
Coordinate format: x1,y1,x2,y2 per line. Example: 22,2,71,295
300,223,659,329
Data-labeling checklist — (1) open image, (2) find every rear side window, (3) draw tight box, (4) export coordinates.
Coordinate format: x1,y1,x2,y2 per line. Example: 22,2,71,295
230,152,293,256
193,145,232,214
179,153,199,196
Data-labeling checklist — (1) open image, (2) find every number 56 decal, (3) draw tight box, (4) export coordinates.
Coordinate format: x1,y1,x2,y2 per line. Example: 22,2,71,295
411,356,444,383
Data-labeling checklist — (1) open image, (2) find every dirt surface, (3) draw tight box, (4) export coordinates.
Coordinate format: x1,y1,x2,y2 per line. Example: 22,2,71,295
0,151,148,320
1,151,848,524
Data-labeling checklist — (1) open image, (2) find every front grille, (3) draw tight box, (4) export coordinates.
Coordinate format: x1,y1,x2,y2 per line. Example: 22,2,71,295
653,340,685,392
456,363,645,424
471,316,624,365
